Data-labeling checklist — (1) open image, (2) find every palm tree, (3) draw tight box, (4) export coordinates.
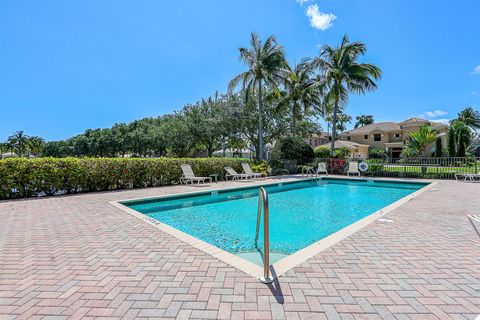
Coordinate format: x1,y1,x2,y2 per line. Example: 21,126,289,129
406,124,439,156
336,112,352,133
452,107,479,154
228,32,287,160
449,120,472,157
326,112,352,137
27,136,45,156
457,107,480,131
0,143,10,156
7,131,29,156
274,62,322,134
311,35,381,155
354,114,374,128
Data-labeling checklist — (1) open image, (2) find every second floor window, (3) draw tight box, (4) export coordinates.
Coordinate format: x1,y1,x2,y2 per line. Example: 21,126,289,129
374,134,381,141
364,135,368,139
395,133,400,138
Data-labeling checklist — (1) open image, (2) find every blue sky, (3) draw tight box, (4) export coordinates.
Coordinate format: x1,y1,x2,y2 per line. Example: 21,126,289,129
1,0,479,141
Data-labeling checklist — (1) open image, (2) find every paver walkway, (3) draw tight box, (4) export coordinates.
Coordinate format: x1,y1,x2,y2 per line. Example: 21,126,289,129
0,177,479,319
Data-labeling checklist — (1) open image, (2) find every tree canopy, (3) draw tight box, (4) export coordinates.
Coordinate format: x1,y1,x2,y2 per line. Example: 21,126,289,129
7,91,320,159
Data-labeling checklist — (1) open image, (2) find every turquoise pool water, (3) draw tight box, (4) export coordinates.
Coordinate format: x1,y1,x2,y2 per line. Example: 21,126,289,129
125,178,426,256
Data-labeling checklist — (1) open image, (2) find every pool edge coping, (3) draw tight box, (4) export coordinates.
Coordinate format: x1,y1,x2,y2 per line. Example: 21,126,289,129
109,177,437,282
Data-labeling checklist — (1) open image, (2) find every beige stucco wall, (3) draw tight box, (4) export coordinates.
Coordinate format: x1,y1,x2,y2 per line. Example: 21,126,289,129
349,146,369,159
343,145,369,159
347,133,389,150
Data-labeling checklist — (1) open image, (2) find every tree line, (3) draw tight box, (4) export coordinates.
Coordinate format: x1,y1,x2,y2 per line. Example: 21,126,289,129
0,131,45,157
1,91,322,159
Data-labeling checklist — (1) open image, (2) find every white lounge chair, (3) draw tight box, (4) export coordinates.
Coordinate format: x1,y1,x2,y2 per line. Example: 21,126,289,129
469,215,480,235
316,162,328,176
180,164,212,185
241,162,263,179
466,173,480,182
469,214,480,223
456,170,480,182
224,167,249,180
347,162,360,176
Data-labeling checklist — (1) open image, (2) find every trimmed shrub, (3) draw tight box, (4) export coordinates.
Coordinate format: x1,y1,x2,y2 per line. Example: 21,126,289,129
0,157,252,200
270,136,315,171
334,147,351,159
366,158,384,172
250,160,269,177
314,145,330,159
368,147,386,159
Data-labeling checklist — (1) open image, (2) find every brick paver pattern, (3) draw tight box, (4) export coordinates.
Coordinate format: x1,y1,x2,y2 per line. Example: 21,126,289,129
0,178,479,319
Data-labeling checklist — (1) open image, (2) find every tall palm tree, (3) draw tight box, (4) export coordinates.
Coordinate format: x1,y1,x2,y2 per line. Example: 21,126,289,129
311,35,382,155
7,131,29,156
274,61,322,134
406,124,439,156
228,32,287,160
354,114,374,128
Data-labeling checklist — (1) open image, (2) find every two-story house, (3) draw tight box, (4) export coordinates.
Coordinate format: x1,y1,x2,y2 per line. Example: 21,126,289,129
341,118,448,158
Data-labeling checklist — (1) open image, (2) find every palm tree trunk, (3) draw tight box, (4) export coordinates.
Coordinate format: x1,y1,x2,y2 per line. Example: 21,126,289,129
330,96,339,156
257,80,264,160
291,103,297,135
222,139,226,157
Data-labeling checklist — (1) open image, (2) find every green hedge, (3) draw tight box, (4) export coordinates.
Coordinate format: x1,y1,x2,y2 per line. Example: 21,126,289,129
0,157,251,200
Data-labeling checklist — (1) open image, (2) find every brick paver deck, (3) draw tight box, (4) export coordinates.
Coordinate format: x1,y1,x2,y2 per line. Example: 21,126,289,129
0,177,479,319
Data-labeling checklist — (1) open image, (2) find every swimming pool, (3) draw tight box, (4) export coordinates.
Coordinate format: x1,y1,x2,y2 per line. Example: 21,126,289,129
123,178,428,264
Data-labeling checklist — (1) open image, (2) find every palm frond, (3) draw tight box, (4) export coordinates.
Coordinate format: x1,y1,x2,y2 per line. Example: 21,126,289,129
228,72,250,94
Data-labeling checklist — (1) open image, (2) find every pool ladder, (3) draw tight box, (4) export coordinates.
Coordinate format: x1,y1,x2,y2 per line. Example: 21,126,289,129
255,187,273,284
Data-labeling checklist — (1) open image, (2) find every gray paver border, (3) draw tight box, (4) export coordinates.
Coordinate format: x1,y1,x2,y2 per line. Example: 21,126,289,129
109,177,437,282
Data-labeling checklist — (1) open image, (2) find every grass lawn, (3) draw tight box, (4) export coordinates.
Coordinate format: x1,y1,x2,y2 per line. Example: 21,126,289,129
370,163,480,176
372,164,478,174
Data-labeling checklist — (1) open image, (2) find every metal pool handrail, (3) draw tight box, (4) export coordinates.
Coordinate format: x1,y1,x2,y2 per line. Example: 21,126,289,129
255,187,273,284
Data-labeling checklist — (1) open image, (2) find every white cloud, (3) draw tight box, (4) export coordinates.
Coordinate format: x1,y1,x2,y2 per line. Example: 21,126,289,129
473,65,480,75
416,114,450,124
296,0,312,6
433,119,450,125
424,110,448,118
305,4,336,31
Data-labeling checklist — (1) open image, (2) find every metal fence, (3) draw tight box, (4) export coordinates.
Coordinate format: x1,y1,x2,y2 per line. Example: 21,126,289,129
365,157,480,180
